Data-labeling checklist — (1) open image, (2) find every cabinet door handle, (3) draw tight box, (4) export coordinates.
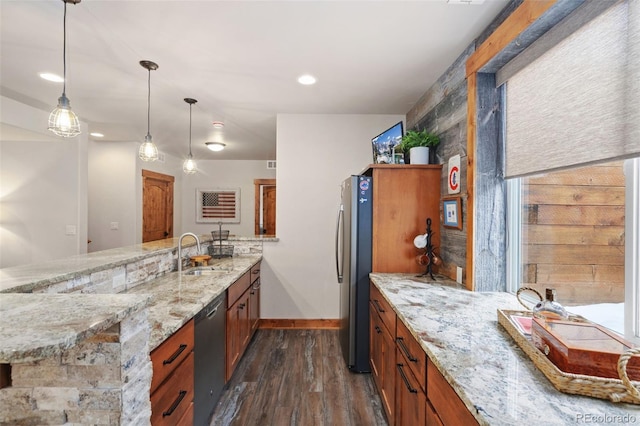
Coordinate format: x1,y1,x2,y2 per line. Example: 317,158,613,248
397,363,418,394
162,344,187,365
238,303,246,310
373,300,385,313
396,337,418,362
162,390,187,417
252,269,260,274
250,291,255,295
375,325,382,334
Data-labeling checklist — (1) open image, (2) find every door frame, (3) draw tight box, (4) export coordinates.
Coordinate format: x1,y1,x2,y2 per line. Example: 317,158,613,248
254,179,276,236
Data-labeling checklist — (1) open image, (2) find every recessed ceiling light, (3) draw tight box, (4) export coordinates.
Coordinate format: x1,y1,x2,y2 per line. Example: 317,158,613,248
212,121,225,129
297,74,317,85
39,72,64,83
205,142,226,152
90,132,104,138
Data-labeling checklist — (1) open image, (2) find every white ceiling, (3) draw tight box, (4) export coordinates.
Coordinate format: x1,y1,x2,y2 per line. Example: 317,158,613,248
0,0,508,161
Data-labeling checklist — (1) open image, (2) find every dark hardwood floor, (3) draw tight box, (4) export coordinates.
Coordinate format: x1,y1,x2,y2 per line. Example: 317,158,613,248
211,329,388,426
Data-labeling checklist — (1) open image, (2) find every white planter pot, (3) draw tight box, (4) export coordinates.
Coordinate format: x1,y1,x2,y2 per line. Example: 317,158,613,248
409,147,429,164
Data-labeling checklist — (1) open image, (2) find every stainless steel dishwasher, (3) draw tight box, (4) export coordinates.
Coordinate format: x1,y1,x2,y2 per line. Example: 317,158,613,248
194,292,226,426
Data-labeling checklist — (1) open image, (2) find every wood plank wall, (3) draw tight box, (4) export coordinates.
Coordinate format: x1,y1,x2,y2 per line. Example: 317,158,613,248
521,162,625,305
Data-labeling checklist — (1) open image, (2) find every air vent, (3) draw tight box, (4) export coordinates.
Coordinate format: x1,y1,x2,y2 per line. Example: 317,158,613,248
267,160,276,169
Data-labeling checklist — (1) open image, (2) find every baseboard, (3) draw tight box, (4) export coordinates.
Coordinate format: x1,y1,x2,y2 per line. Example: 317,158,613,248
258,319,340,329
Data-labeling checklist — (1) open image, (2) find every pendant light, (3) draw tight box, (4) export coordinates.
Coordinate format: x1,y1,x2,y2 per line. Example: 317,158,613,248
138,60,159,162
48,0,81,138
183,98,197,174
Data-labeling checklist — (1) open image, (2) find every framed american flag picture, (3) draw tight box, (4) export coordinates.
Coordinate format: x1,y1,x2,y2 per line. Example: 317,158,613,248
196,188,240,223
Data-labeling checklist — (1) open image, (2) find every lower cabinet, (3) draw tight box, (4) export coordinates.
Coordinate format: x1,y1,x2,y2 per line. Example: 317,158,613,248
150,320,195,426
395,348,426,426
226,264,261,382
369,281,480,426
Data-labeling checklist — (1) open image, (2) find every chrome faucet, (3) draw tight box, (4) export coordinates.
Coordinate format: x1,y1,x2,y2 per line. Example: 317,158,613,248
178,232,201,274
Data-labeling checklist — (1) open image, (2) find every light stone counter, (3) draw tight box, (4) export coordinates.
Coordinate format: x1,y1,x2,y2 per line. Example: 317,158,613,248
370,273,640,426
124,254,261,350
0,293,150,363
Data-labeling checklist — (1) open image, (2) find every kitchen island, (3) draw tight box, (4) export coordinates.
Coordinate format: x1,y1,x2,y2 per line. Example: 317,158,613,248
370,273,640,425
0,236,265,425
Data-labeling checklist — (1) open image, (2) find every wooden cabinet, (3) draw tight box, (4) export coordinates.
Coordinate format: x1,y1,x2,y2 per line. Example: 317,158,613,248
396,346,426,426
427,360,479,426
226,262,261,382
370,282,480,426
150,319,195,425
364,165,442,274
369,282,396,424
249,262,261,335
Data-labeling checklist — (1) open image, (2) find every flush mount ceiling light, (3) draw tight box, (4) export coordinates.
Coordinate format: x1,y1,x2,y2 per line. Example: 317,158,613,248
90,132,104,138
138,60,159,162
205,142,226,152
183,98,197,174
297,74,317,85
40,72,64,83
212,121,225,129
47,0,81,138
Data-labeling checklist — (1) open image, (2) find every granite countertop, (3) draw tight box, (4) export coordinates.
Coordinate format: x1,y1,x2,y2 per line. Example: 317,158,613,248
0,235,274,293
124,254,261,350
0,249,261,361
0,293,150,363
370,273,640,425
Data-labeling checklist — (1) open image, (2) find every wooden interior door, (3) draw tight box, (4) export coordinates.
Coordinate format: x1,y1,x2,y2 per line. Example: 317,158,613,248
262,186,276,236
254,179,276,236
143,170,174,243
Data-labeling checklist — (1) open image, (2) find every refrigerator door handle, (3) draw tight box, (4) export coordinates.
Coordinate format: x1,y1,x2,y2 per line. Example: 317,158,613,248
335,204,344,283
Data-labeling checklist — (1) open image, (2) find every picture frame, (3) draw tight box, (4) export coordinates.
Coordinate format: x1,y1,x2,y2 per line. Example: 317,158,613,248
443,197,462,230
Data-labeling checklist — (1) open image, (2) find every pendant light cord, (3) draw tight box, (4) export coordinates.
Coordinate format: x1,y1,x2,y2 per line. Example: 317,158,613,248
147,68,151,136
62,0,68,97
188,104,193,157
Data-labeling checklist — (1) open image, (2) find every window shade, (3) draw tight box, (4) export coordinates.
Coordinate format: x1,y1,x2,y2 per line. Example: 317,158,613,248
505,1,634,178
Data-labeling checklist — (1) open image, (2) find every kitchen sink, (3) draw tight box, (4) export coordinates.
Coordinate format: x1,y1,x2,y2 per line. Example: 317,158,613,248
183,266,233,276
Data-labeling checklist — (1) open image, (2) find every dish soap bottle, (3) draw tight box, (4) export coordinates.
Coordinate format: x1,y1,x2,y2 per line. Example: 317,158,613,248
533,288,568,321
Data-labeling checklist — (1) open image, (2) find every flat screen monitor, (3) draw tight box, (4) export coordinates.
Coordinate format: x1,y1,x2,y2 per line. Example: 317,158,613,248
371,121,403,164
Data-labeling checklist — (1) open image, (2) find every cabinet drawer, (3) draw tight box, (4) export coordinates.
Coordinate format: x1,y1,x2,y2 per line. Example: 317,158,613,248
151,352,194,426
370,282,396,337
427,359,479,426
150,319,194,393
396,346,426,426
250,261,261,284
227,271,251,308
396,319,426,393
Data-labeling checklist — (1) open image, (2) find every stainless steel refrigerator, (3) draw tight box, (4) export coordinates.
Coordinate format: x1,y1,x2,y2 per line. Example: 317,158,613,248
335,175,372,372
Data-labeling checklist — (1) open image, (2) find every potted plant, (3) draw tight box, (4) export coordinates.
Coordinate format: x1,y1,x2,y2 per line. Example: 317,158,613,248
397,129,440,164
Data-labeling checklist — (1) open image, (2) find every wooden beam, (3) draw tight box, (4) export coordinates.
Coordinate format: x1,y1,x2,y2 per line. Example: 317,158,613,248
466,0,556,76
465,73,477,291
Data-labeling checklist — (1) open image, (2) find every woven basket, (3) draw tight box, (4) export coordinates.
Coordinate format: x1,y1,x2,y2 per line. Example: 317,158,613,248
497,309,640,404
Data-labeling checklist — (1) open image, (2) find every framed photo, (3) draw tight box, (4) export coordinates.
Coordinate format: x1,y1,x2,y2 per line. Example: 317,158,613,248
443,197,462,230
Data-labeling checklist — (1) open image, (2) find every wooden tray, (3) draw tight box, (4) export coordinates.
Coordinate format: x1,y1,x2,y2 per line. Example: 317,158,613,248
497,309,640,404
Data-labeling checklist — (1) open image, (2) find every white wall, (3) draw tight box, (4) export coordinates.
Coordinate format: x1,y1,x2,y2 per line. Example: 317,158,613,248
88,141,137,251
180,160,276,237
0,96,88,268
261,114,404,319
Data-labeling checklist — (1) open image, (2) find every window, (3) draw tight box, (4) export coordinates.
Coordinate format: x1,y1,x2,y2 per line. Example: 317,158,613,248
196,188,240,223
507,159,639,342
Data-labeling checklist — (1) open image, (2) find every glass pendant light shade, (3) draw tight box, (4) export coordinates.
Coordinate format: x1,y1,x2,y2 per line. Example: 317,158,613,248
183,98,197,174
48,0,81,138
183,156,196,174
139,133,158,162
139,60,159,162
48,94,81,137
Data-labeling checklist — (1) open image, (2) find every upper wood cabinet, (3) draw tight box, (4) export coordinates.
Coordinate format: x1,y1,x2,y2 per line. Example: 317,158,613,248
363,165,442,274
